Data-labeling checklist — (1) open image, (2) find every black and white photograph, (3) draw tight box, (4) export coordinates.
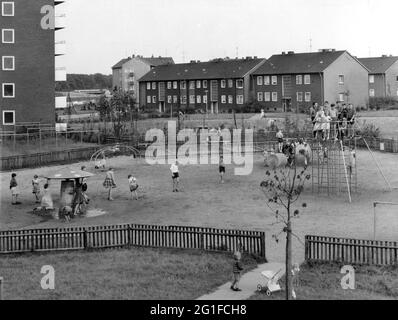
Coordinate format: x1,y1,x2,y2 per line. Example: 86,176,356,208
0,0,398,308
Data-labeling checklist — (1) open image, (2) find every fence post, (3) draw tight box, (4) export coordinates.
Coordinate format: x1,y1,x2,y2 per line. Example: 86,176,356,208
200,231,204,251
83,229,88,249
0,277,3,300
260,232,266,260
304,236,309,261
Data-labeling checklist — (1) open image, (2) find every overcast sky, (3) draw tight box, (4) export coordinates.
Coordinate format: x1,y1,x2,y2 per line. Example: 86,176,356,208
56,0,398,75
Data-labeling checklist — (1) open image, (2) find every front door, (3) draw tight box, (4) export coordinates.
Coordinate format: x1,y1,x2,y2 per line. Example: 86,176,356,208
282,99,292,112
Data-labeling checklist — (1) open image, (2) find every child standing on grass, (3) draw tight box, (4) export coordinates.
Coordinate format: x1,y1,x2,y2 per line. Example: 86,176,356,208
219,157,226,184
32,175,41,203
276,130,284,153
230,251,243,292
103,167,116,201
170,161,180,192
128,175,139,200
10,173,21,205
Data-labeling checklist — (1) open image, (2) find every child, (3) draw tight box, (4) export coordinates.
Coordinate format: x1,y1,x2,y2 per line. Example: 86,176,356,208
276,130,284,153
230,251,243,292
103,168,116,201
10,173,21,205
32,175,41,203
170,161,180,192
41,183,54,210
128,175,139,200
219,157,226,184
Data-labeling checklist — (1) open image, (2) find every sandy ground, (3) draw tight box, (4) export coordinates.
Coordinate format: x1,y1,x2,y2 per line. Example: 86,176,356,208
1,150,398,264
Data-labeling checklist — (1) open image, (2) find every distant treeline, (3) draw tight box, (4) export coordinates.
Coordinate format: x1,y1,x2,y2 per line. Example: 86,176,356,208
56,74,113,91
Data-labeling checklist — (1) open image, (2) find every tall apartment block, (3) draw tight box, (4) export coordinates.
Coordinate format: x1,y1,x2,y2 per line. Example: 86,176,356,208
0,0,66,130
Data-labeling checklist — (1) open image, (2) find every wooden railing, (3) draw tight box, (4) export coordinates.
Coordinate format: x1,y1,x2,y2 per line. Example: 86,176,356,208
305,235,398,266
0,224,266,259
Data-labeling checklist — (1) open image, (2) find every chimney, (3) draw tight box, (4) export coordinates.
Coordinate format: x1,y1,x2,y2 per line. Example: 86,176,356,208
254,56,258,59
287,51,294,55
281,52,286,55
382,54,387,57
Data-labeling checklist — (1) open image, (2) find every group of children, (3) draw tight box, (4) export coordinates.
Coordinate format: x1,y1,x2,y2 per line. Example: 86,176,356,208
102,167,139,201
310,101,357,141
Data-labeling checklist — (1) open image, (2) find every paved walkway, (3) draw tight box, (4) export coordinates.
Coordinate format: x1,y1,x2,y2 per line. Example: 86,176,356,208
197,262,285,300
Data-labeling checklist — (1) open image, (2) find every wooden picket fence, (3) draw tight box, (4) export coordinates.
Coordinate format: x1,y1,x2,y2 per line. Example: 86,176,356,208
305,235,398,266
0,224,266,259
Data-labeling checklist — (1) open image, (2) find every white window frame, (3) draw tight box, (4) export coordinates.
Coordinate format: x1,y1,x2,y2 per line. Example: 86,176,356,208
167,95,172,104
151,82,156,90
339,93,345,102
257,76,263,86
264,92,271,102
147,96,151,104
369,75,375,84
257,92,263,101
237,95,244,105
369,89,375,97
197,95,201,104
221,80,226,88
189,95,195,104
152,96,156,103
2,55,14,70
173,81,178,89
173,95,178,103
296,75,302,85
181,81,186,90
203,80,208,89
181,95,187,104
304,74,311,85
167,81,172,89
189,81,195,90
2,2,14,16
196,80,201,89
338,75,344,85
304,92,311,102
271,76,277,85
221,95,227,104
146,82,151,90
2,110,15,125
2,28,14,43
264,76,270,85
272,92,278,102
228,95,233,104
203,95,207,104
297,92,303,102
236,79,244,89
228,79,233,88
2,83,15,98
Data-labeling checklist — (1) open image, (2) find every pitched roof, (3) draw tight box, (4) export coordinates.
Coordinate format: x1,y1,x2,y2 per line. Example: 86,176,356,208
139,58,266,82
358,56,398,74
253,50,347,75
112,58,131,70
138,57,174,67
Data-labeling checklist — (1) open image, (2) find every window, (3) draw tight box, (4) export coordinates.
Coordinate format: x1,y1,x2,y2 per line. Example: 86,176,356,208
338,75,344,84
221,95,227,104
173,81,178,89
228,95,233,104
257,76,263,86
146,83,151,90
221,80,226,88
304,75,311,85
2,2,14,16
272,92,278,102
257,92,263,101
369,89,375,97
203,95,207,104
369,75,375,84
2,29,14,43
2,56,14,70
264,76,270,85
396,76,398,82
167,95,172,103
396,89,398,96
339,93,345,102
197,95,201,104
181,95,187,104
237,95,244,104
297,92,303,102
167,82,172,89
2,110,15,125
151,82,156,90
189,95,195,104
203,80,208,89
305,92,311,102
228,79,233,88
173,95,178,103
271,76,277,85
2,83,14,97
147,96,151,104
181,81,186,89
152,96,156,103
196,80,201,89
264,92,271,102
189,81,195,90
296,75,302,85
236,80,244,89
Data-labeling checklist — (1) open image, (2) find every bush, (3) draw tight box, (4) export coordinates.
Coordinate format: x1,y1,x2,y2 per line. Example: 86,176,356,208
368,97,398,110
355,121,380,138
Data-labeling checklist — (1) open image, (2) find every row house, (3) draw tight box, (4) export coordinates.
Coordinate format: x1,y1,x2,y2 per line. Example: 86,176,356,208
252,50,369,112
359,55,398,98
0,0,66,129
138,58,266,114
112,55,174,104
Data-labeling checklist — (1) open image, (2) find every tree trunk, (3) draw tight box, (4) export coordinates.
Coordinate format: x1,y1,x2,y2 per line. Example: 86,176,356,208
285,219,292,300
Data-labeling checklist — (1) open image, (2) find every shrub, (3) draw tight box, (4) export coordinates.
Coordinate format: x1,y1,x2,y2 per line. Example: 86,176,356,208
355,121,380,138
368,96,398,110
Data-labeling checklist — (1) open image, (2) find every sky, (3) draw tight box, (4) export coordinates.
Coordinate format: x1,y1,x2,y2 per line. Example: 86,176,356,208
56,0,398,75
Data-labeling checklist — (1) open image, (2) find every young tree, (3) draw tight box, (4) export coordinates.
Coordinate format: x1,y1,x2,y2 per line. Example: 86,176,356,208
260,163,310,300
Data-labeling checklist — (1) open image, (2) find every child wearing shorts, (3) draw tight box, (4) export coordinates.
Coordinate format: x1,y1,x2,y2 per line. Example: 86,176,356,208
219,158,226,184
170,161,180,192
276,130,284,153
10,173,21,205
128,175,139,200
230,251,243,292
32,175,41,203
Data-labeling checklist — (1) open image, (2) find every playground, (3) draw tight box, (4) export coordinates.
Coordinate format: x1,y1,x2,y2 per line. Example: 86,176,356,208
1,146,397,264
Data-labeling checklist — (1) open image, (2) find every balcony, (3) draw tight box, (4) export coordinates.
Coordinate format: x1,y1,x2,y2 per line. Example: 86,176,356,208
55,40,66,56
55,67,67,81
55,96,67,109
55,14,66,30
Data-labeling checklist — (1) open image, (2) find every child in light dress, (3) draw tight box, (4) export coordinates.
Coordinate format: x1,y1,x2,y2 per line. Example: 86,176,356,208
128,175,139,200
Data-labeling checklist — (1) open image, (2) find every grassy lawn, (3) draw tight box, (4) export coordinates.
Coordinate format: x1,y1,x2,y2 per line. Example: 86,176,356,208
251,262,398,300
0,247,259,300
